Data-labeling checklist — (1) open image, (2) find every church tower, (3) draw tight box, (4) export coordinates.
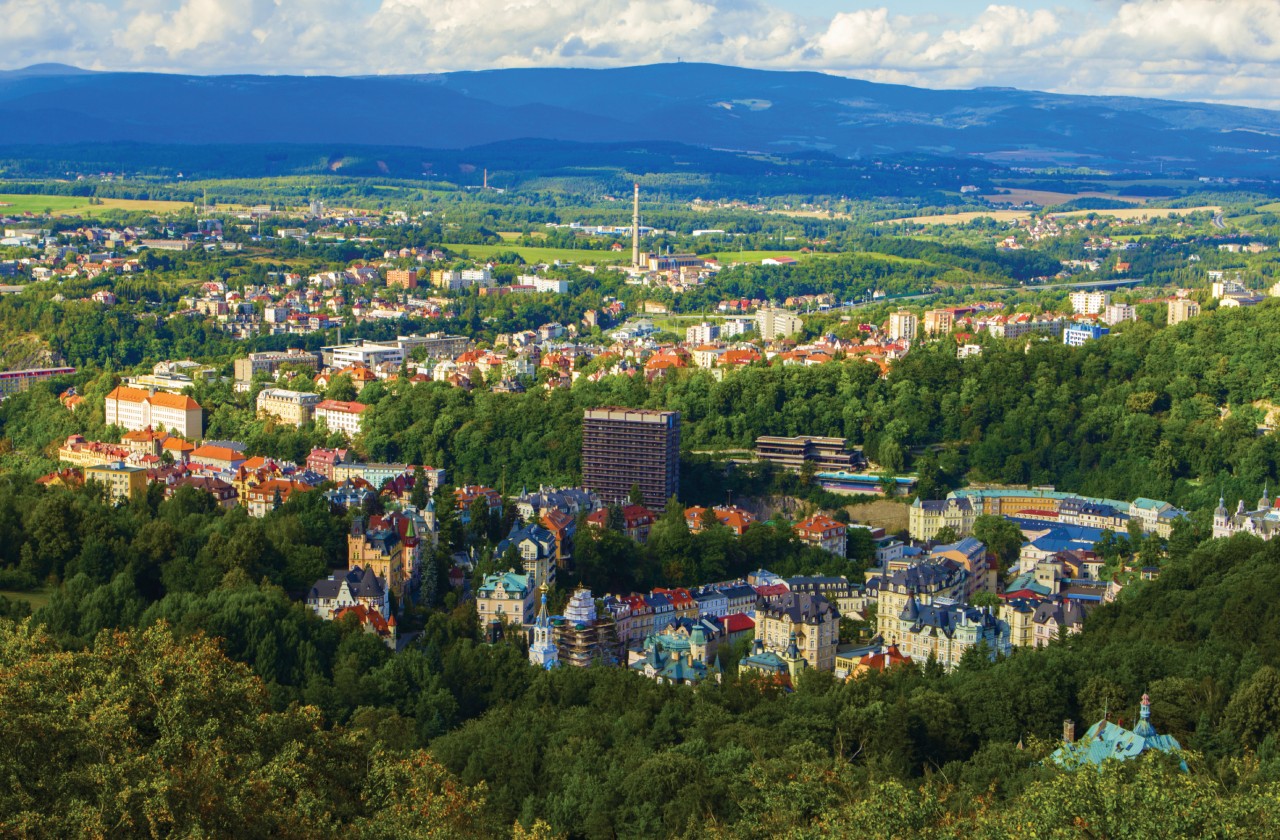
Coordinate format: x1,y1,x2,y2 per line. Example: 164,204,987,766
528,583,559,670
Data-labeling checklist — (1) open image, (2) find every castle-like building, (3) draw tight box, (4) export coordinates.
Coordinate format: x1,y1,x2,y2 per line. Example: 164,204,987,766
1213,488,1280,540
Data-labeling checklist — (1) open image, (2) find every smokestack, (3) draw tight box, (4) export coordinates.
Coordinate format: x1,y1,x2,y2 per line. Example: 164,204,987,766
632,183,640,269
1063,719,1075,744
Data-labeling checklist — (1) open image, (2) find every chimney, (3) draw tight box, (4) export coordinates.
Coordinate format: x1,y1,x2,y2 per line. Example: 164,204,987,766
1063,719,1075,744
631,183,640,269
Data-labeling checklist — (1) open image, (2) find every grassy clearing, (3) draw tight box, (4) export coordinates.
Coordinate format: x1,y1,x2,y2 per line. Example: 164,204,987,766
0,193,193,216
0,587,53,611
440,242,626,264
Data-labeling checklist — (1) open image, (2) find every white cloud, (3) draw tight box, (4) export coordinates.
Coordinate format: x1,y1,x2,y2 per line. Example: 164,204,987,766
1,0,1280,108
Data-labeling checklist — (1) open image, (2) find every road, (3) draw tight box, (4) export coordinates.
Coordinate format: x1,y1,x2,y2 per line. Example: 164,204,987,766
1212,212,1227,230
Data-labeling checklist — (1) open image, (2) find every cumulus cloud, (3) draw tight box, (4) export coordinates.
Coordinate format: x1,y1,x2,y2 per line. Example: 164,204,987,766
2,0,1280,107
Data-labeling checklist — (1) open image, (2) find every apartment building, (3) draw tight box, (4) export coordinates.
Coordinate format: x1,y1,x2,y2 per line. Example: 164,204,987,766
314,399,368,436
232,349,320,391
582,408,680,511
887,310,917,341
1168,298,1200,325
85,461,147,502
256,388,321,426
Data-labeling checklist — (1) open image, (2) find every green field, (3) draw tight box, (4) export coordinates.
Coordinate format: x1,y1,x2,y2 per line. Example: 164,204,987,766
0,587,53,611
441,242,627,264
0,193,193,216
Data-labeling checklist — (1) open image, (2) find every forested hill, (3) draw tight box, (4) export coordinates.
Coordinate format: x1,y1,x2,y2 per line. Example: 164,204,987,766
3,62,1280,176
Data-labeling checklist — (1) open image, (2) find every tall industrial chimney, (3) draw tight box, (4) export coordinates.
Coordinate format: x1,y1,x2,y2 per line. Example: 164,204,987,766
631,183,640,269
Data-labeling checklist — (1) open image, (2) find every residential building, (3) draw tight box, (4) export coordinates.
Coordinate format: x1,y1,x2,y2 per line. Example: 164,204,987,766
786,576,865,619
307,566,390,620
244,478,313,517
105,386,202,439
1032,600,1089,646
582,408,680,511
739,635,808,686
1102,303,1137,325
395,332,471,360
314,399,368,436
756,306,803,340
794,514,847,556
496,522,558,589
909,496,977,541
629,636,719,685
334,604,397,649
1168,297,1200,325
58,435,135,468
168,476,238,508
475,570,537,626
685,505,755,536
922,309,954,336
1063,324,1109,346
873,560,970,639
584,504,657,542
887,310,917,341
348,515,412,598
84,461,147,502
256,388,321,426
756,592,839,671
1069,291,1110,315
386,268,418,289
685,322,720,344
884,596,1009,670
188,444,247,471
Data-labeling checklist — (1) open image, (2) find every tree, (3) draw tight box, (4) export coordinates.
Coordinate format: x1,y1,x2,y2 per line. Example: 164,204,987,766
972,514,1024,576
628,483,645,506
411,466,430,510
933,524,959,545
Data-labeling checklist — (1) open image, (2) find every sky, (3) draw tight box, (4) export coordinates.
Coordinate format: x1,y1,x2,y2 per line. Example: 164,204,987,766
5,0,1280,109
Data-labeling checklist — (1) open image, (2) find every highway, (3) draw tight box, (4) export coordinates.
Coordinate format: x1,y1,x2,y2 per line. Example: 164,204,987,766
1212,212,1227,230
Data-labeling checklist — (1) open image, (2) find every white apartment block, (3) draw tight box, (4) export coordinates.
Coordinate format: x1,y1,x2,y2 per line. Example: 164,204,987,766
314,400,368,436
533,277,569,294
887,310,917,341
105,386,203,439
1069,291,1111,315
1102,303,1137,325
756,307,803,340
686,322,721,344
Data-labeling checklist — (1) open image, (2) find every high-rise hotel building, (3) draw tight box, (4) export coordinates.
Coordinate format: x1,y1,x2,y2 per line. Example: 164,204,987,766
582,408,680,511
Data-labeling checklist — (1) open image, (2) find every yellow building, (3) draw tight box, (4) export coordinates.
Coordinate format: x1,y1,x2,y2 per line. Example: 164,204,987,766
756,592,839,672
85,461,147,502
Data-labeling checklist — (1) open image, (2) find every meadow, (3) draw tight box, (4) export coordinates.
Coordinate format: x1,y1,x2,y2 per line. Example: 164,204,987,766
0,193,193,216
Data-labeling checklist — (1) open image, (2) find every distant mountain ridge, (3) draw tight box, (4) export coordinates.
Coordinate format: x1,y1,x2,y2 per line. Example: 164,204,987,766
2,62,1279,177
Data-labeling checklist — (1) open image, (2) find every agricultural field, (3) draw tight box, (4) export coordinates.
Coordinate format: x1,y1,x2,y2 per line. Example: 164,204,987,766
0,193,193,216
1050,205,1220,221
883,210,1033,225
981,188,1152,206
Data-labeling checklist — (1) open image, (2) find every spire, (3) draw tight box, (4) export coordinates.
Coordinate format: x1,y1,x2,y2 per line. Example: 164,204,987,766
1133,692,1157,738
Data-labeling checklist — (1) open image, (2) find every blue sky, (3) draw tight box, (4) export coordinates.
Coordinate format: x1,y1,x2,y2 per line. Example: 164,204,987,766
4,1,1280,108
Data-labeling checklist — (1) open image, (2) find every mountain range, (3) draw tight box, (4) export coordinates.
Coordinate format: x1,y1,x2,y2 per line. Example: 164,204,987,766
3,62,1280,179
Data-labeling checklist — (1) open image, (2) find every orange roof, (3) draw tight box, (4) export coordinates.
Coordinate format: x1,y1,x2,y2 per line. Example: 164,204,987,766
149,391,200,410
190,445,244,463
163,438,196,453
796,514,845,533
106,385,200,410
105,385,151,403
315,399,368,414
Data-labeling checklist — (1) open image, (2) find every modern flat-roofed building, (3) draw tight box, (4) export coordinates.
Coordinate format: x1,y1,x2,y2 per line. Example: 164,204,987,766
320,340,404,369
0,366,75,398
582,408,679,511
1168,298,1200,325
755,435,863,474
233,349,320,391
85,461,147,502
